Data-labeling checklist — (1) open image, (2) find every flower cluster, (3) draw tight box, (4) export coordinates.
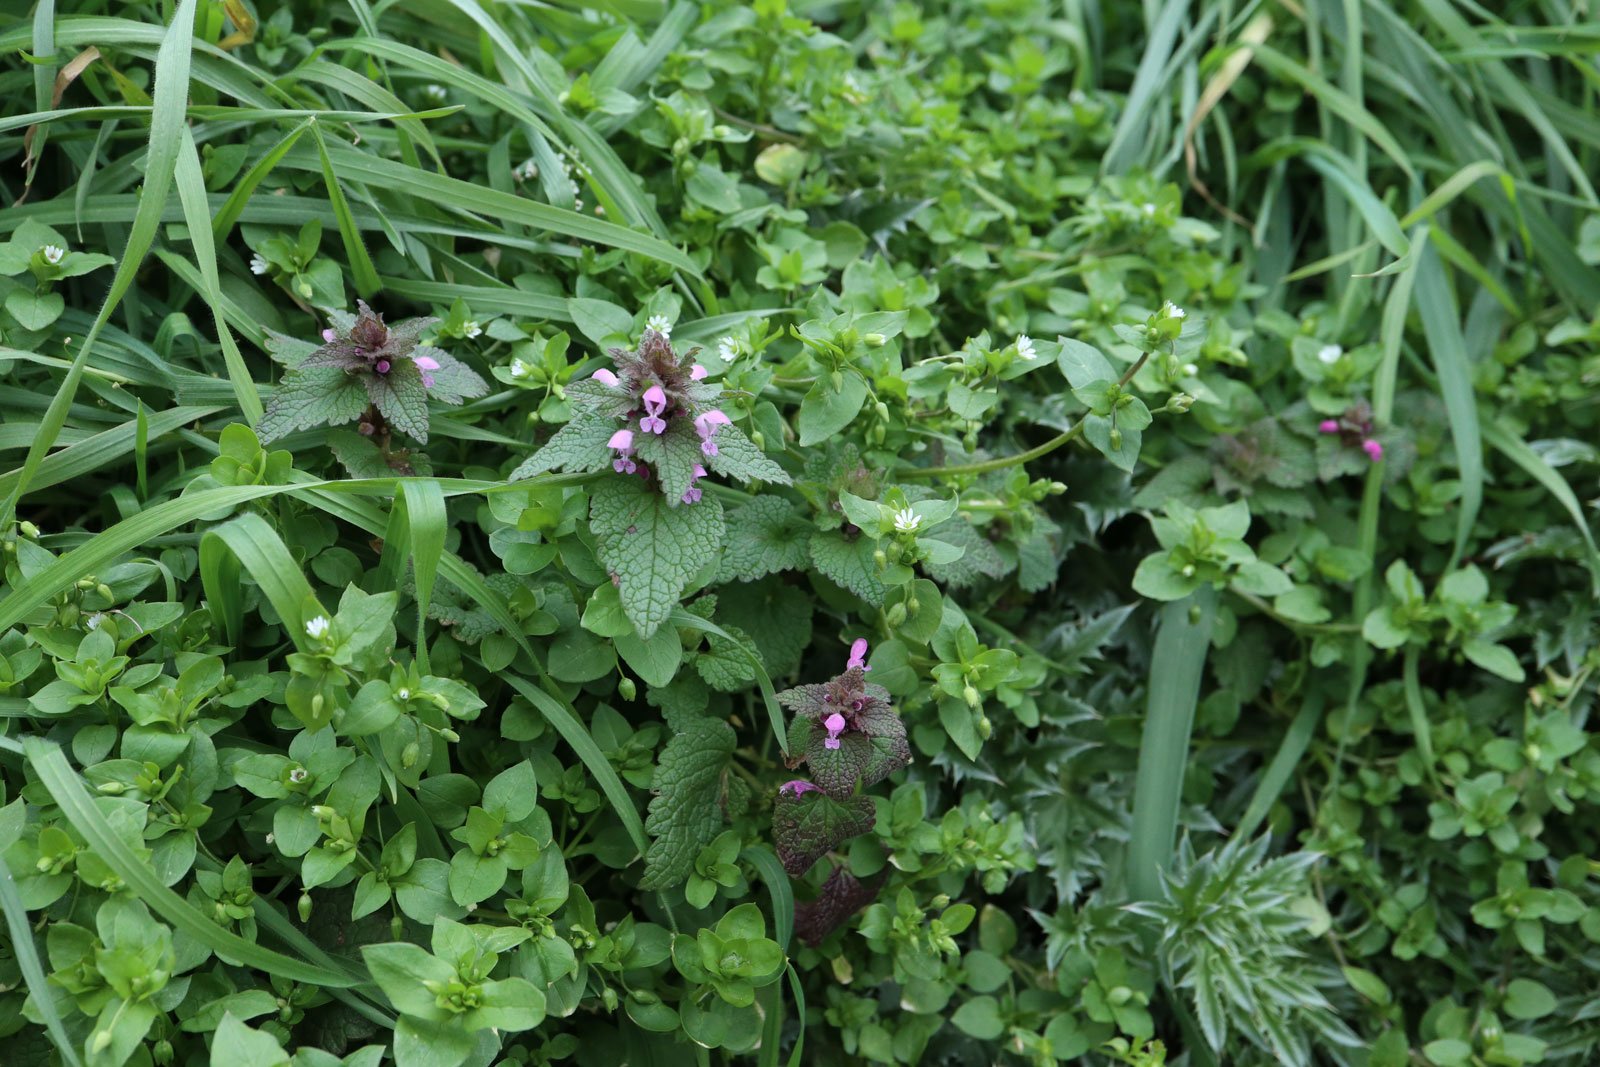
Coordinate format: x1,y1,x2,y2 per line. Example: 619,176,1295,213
776,638,908,796
1318,403,1384,462
515,327,789,503
257,301,488,445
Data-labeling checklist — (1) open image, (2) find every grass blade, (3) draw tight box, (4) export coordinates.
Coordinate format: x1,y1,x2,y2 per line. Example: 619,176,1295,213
1482,420,1600,594
1413,238,1482,567
501,674,648,860
398,479,447,674
311,122,382,299
1235,691,1323,841
200,512,324,651
1127,587,1216,901
174,126,263,423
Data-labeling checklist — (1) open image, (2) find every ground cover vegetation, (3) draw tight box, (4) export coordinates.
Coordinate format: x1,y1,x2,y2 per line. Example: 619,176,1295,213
2,1,1600,1065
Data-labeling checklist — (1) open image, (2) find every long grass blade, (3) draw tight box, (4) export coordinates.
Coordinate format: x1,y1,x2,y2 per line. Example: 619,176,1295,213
1127,587,1217,901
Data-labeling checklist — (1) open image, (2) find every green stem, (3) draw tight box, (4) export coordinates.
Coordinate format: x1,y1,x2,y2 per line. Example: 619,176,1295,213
900,420,1085,479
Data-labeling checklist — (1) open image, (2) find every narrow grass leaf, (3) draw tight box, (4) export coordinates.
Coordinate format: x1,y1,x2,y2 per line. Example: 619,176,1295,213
1236,691,1323,841
1128,586,1216,901
175,126,263,423
312,123,382,299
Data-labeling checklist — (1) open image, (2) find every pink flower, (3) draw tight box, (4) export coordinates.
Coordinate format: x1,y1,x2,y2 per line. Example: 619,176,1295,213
321,328,337,343
694,409,731,456
640,385,668,434
779,780,821,797
691,364,708,381
1318,419,1340,434
609,428,636,474
592,368,619,387
823,712,847,750
375,359,391,374
413,354,439,388
846,638,869,671
681,463,707,505
1362,438,1384,461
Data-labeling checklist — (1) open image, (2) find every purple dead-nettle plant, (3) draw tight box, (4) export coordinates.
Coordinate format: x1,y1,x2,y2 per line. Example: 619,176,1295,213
510,327,789,503
258,300,488,445
771,638,911,878
776,641,909,791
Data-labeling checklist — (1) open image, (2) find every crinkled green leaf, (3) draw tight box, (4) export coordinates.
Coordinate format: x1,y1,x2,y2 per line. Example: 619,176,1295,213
639,714,735,889
808,531,885,604
509,413,616,480
717,497,811,582
590,475,725,637
258,368,368,442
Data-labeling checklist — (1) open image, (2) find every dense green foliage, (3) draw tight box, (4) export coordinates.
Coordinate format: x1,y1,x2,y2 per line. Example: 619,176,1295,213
3,2,1600,1066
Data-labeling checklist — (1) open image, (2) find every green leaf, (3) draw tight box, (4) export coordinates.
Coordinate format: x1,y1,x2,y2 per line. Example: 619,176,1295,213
362,942,455,1021
1503,978,1556,1021
589,475,725,637
639,714,735,889
717,497,811,581
1462,640,1524,682
393,1016,475,1067
808,531,886,604
258,367,369,442
509,414,615,480
210,1015,291,1067
1056,338,1115,388
798,373,869,447
4,289,64,330
706,423,791,485
951,996,1005,1040
369,360,431,443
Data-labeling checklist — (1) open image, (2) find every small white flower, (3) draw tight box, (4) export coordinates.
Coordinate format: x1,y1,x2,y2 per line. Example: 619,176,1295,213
1015,335,1037,361
717,336,742,362
288,767,309,784
249,253,269,275
514,159,538,182
1161,300,1186,320
573,196,584,212
509,358,528,378
892,507,921,534
41,245,65,265
1317,343,1343,365
1142,203,1156,217
647,314,673,338
397,687,411,701
265,833,275,845
304,615,331,640
423,84,446,101
594,204,605,216
465,902,478,913
84,613,105,631
1182,362,1199,376
464,321,483,339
